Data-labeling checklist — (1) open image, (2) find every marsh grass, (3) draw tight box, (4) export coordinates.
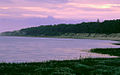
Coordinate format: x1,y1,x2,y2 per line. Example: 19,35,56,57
112,43,120,45
0,58,120,75
1,48,120,75
91,48,120,56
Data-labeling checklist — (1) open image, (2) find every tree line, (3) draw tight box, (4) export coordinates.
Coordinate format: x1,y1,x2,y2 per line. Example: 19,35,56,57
1,19,120,36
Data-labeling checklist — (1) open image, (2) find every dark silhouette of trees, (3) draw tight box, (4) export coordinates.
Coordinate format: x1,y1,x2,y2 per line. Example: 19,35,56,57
1,19,120,36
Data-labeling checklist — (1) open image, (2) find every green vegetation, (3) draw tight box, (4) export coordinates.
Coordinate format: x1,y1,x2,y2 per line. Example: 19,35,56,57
0,48,120,75
112,43,120,45
1,19,120,36
58,33,120,40
91,48,120,56
1,58,120,75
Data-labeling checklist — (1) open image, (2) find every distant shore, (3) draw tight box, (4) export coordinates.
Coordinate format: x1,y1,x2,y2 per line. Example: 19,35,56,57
1,33,120,41
57,33,120,41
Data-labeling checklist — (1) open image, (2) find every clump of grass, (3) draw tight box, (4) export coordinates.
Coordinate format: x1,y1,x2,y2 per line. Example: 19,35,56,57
91,48,120,56
1,58,120,75
112,43,120,45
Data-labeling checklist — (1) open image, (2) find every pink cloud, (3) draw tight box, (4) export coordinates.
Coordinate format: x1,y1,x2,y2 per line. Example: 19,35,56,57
0,7,10,9
22,14,48,18
0,0,120,20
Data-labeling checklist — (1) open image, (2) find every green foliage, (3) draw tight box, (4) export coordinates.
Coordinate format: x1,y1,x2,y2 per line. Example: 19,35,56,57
1,58,120,75
91,48,120,56
1,19,120,36
112,43,120,45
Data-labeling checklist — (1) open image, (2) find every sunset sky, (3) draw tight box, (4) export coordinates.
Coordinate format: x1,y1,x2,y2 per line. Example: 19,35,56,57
0,0,120,32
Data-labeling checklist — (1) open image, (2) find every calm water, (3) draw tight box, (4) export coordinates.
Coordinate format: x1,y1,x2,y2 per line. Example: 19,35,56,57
0,36,119,63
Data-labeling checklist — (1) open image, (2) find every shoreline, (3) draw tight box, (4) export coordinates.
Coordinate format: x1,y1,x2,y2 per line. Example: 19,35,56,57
1,35,120,41
0,35,119,63
0,36,120,74
1,33,120,41
0,36,119,63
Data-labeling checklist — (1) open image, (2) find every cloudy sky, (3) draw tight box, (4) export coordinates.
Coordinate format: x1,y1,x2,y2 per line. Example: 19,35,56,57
0,0,120,32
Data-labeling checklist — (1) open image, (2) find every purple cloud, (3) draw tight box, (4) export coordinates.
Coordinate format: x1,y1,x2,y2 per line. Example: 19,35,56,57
27,0,68,4
0,0,12,3
79,7,113,11
0,16,91,32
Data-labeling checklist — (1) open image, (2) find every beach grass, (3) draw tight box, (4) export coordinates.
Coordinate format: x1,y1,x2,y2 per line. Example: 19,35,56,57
0,58,120,75
0,48,120,75
91,48,120,56
112,43,120,45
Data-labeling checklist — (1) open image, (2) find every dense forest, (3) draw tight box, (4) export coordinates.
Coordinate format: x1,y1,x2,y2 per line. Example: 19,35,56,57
1,19,120,36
